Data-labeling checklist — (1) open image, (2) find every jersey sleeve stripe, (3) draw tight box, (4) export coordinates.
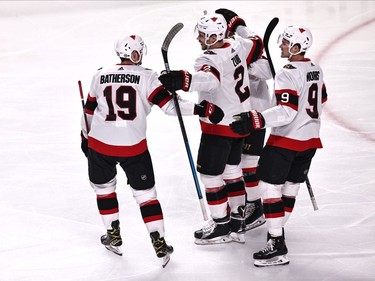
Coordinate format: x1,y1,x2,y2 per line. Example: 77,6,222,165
148,86,173,108
322,83,328,103
246,36,263,65
197,64,221,81
275,89,299,111
85,94,97,115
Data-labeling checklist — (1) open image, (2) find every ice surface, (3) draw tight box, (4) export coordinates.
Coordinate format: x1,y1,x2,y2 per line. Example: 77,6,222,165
0,1,374,280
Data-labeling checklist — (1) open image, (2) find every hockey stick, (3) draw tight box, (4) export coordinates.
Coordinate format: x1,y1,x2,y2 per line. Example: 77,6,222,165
78,80,89,133
263,17,279,78
306,177,318,211
263,18,318,211
161,23,208,221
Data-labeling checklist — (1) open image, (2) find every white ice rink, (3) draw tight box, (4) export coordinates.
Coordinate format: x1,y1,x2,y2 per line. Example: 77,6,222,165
0,1,374,280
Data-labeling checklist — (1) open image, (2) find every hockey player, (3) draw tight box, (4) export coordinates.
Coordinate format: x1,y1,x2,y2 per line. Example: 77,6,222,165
219,7,274,232
80,34,224,267
230,25,327,266
159,10,263,244
241,57,273,231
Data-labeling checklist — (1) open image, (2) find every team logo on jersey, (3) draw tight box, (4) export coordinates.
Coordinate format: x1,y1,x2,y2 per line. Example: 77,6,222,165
204,50,216,55
283,64,296,69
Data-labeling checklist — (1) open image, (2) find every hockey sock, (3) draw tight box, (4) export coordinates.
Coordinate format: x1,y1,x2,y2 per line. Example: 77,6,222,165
97,192,119,229
282,196,296,225
243,167,261,201
205,186,228,219
225,180,246,213
263,199,284,237
140,199,165,237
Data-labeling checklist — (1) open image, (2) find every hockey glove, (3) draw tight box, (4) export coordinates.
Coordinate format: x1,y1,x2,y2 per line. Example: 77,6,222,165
81,131,88,157
194,100,224,124
159,70,192,92
215,8,246,32
230,110,265,135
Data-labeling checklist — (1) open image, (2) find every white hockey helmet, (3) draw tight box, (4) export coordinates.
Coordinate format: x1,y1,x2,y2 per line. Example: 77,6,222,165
195,13,227,46
279,25,313,55
114,35,147,64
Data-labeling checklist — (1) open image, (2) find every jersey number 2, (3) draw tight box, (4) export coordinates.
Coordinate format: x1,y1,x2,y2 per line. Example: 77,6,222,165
234,65,250,102
104,85,136,121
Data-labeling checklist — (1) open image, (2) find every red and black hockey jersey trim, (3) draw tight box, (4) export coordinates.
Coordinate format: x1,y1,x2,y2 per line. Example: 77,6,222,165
148,85,173,108
266,135,323,151
88,137,148,157
200,120,249,138
85,94,97,115
275,89,299,111
197,64,221,82
322,83,327,103
140,199,163,223
246,35,263,65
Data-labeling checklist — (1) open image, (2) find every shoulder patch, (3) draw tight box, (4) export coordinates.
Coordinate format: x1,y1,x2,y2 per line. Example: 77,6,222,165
283,64,296,69
204,50,216,55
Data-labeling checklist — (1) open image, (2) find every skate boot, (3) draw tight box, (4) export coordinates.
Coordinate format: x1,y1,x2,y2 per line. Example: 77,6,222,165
245,199,266,231
101,220,122,256
194,216,232,245
253,235,289,267
150,231,174,268
229,206,246,243
267,228,288,252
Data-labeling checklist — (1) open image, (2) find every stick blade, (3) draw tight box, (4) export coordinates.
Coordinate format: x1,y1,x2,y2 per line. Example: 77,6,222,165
263,17,279,45
161,22,184,52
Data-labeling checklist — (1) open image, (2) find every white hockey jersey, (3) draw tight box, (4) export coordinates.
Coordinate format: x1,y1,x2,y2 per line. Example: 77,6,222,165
261,59,328,151
189,35,263,138
247,57,274,112
81,64,195,157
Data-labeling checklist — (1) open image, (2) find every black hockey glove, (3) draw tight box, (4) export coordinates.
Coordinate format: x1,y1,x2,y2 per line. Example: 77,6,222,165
81,131,88,157
194,100,224,124
230,110,265,135
215,8,246,32
159,70,192,92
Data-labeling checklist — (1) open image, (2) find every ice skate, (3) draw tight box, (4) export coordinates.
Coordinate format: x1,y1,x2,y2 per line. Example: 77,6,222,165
253,236,289,267
229,206,246,244
150,231,174,268
194,217,232,245
245,199,266,231
101,220,123,256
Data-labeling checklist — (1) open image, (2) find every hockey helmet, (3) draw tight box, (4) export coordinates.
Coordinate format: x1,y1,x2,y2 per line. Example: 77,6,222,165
195,13,227,46
114,35,147,64
278,25,313,55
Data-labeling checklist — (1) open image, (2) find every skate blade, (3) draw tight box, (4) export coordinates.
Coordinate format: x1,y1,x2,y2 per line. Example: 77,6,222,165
104,245,123,256
194,235,232,245
245,217,266,231
230,232,245,244
161,253,171,268
254,255,289,267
